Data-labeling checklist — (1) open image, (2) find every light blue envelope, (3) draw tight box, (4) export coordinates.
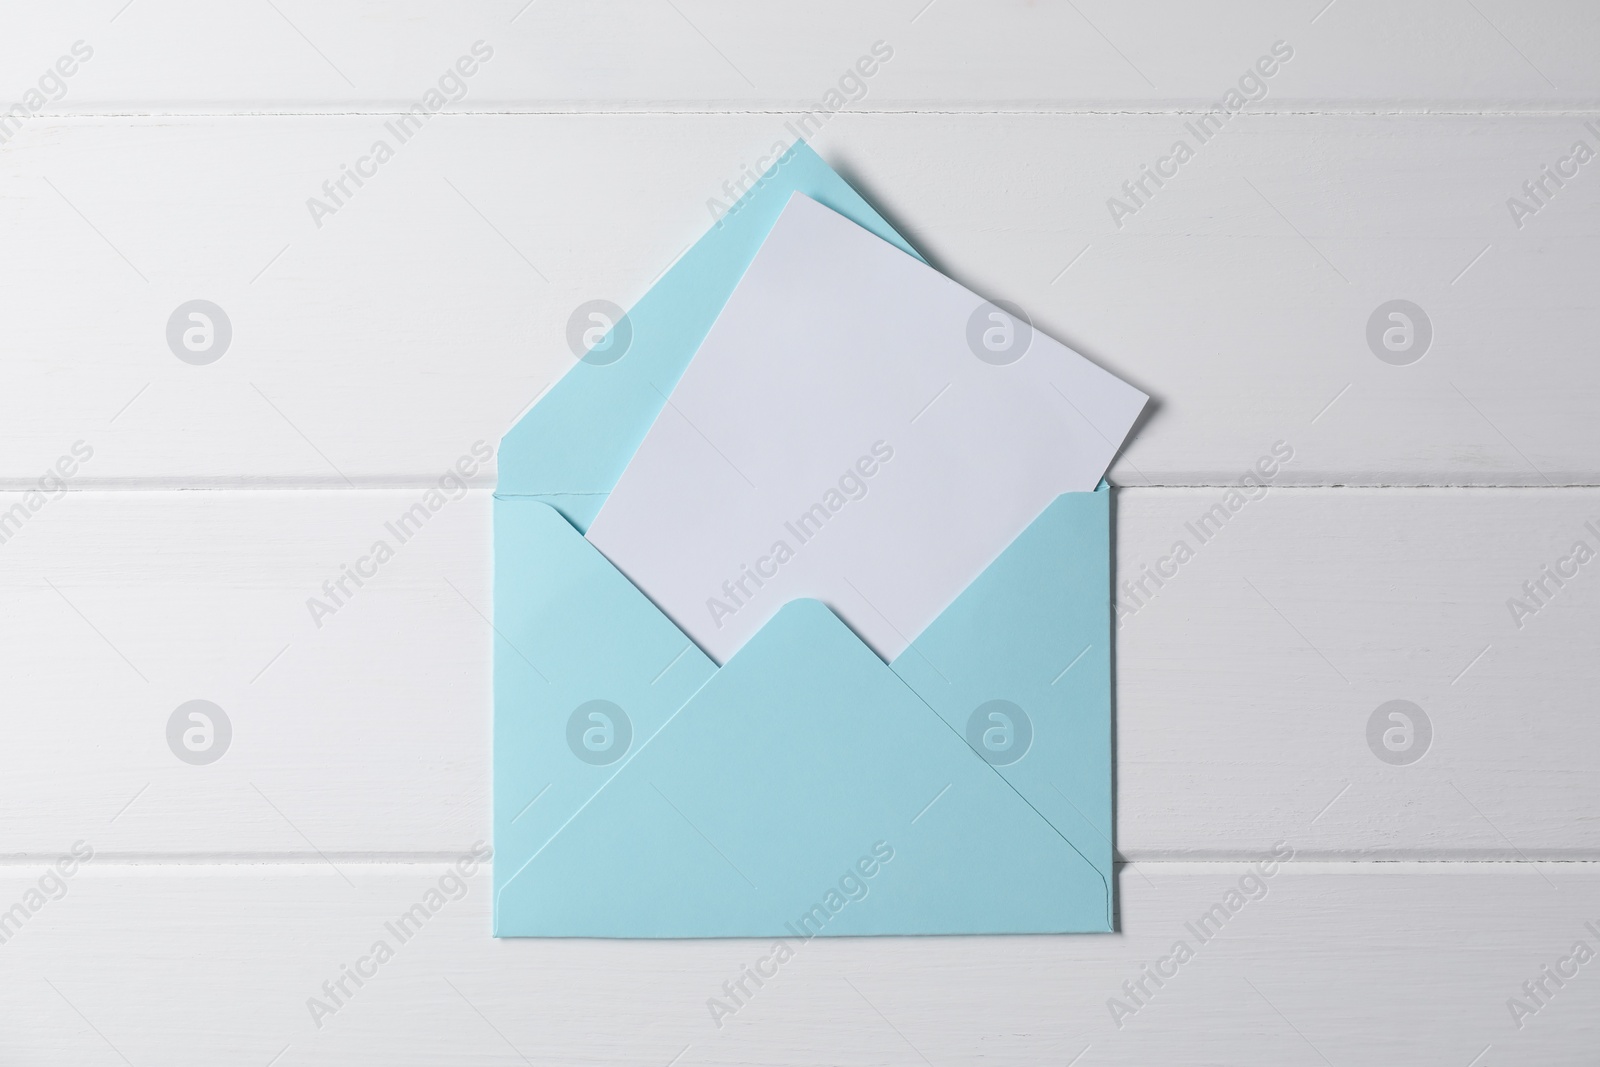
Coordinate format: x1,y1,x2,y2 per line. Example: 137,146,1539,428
494,142,1116,936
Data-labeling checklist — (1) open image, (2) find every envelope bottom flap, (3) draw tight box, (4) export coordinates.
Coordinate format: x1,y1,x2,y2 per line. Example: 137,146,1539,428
496,597,1110,937
891,488,1114,896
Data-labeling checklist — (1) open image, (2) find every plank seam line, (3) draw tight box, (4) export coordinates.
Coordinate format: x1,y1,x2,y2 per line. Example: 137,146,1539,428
1,483,1597,494
23,108,1600,119
3,856,1596,867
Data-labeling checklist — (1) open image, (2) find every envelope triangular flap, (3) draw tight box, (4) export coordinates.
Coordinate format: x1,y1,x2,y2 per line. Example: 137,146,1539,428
492,500,717,888
497,597,1107,937
496,142,920,529
891,486,1114,921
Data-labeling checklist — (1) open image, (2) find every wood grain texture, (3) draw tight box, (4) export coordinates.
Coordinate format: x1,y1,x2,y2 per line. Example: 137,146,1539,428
2,487,1593,860
0,862,1594,1065
5,0,1599,112
2,113,1596,486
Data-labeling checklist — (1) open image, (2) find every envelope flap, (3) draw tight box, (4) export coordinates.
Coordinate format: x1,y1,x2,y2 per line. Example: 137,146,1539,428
497,597,1110,936
891,486,1115,908
492,496,717,894
496,142,920,528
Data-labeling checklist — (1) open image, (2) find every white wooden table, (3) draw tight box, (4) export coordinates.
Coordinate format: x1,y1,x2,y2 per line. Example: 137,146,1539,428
3,3,1597,1063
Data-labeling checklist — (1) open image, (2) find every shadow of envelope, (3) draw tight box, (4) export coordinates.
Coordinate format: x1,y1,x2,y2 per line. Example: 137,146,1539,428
494,143,1115,936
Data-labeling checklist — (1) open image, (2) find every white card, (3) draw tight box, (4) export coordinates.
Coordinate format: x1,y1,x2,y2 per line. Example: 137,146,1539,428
586,193,1147,664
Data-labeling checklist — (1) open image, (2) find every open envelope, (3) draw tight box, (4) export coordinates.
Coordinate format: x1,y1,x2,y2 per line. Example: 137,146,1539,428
494,143,1117,936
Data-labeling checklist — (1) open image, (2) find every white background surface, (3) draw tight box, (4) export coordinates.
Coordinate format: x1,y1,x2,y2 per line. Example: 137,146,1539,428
2,2,1597,1064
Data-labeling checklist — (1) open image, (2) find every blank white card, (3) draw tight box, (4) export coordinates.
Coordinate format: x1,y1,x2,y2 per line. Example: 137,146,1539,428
587,193,1147,664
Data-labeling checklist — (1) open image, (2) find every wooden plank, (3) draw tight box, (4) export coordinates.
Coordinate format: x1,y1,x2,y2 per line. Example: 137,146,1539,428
2,486,1595,859
1116,486,1600,860
5,1,1598,113
0,861,1592,1064
1,113,1596,485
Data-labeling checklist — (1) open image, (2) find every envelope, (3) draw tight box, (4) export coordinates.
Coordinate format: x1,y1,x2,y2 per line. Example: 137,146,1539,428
494,142,1117,936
